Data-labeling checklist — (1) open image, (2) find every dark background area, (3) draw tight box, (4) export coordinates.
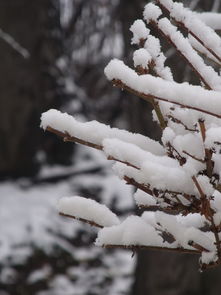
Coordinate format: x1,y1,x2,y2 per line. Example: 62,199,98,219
1,0,221,294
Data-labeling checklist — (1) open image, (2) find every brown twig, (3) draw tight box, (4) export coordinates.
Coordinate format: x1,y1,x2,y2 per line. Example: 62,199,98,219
46,126,139,170
182,150,205,164
112,79,221,119
198,120,214,178
59,212,104,228
192,176,221,259
167,115,198,132
46,126,103,150
103,243,199,254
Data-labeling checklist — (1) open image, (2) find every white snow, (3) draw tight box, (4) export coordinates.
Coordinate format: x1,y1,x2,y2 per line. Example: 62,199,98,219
143,3,162,24
96,215,163,247
130,19,150,45
199,12,221,31
40,109,165,156
104,59,221,118
157,17,221,90
134,190,157,207
58,196,120,227
133,48,152,68
158,0,221,63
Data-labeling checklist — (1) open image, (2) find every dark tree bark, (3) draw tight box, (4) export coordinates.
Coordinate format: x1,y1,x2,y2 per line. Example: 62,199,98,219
0,0,72,178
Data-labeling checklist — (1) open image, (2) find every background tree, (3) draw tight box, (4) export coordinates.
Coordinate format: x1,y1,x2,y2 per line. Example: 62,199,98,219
0,0,73,179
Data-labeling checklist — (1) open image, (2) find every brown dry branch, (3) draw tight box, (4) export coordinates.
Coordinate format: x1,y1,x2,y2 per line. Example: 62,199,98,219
46,126,139,170
112,79,221,119
198,120,214,178
59,212,104,228
182,150,205,164
103,244,199,255
192,176,221,259
167,114,198,132
135,64,167,129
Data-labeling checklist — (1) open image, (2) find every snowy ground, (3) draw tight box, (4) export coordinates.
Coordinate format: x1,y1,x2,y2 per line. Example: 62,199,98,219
0,146,135,295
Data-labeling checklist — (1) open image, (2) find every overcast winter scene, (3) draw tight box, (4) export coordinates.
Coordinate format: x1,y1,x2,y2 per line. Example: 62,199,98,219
2,0,221,294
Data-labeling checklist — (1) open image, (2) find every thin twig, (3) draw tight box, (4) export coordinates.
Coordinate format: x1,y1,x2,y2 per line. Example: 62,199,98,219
182,150,205,163
59,212,104,228
198,120,214,178
103,244,199,254
112,79,221,119
150,20,211,89
46,126,139,170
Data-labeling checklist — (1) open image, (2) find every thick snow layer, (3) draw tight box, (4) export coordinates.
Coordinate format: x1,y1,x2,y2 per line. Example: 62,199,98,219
134,190,157,207
104,59,221,118
41,109,165,156
205,127,221,148
157,17,221,90
199,12,221,31
58,196,120,227
103,138,178,170
95,216,163,247
172,133,204,159
158,0,221,62
188,34,220,65
113,161,195,195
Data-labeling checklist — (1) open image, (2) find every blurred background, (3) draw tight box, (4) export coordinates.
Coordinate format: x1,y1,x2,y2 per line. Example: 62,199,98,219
1,0,221,294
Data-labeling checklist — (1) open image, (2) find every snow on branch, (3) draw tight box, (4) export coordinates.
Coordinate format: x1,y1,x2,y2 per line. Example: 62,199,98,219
156,0,221,64
105,59,221,119
41,109,165,156
58,196,119,228
41,1,221,270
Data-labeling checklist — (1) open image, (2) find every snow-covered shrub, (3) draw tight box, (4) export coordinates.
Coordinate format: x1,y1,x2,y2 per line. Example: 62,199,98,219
41,0,221,271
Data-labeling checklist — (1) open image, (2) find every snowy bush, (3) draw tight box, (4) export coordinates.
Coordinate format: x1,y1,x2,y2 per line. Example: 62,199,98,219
41,0,221,271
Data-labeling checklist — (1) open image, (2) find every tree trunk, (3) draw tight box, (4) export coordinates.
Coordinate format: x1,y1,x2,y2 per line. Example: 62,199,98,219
0,0,71,178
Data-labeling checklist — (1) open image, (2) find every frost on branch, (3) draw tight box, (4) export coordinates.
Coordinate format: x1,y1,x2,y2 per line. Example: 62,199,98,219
41,0,221,270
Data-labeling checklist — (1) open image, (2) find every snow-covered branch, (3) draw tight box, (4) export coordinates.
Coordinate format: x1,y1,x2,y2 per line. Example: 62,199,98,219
40,0,221,270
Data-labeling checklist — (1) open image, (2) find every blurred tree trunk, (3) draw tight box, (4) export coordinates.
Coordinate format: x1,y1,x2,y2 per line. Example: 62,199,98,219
0,0,71,178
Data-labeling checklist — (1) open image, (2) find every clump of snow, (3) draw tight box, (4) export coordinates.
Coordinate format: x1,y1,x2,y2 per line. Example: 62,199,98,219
96,216,163,247
143,3,162,24
130,20,149,45
134,190,157,207
144,35,161,58
133,48,151,68
58,196,120,227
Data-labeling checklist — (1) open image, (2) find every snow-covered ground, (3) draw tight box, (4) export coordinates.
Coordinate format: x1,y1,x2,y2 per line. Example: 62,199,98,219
0,146,135,294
